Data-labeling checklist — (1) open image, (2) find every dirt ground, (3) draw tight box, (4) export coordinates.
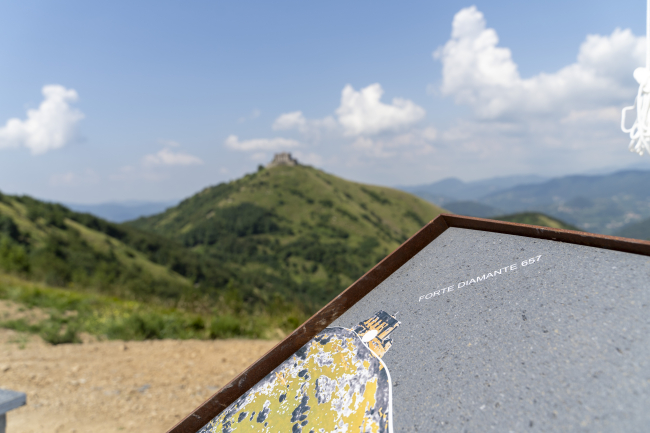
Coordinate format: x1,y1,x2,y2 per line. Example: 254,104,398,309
0,328,279,433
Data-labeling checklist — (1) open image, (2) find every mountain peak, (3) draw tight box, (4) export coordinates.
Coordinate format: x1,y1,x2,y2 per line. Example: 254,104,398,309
128,164,446,312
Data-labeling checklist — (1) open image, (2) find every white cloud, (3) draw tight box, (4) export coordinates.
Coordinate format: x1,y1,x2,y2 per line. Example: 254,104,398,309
272,111,338,138
435,6,644,119
560,106,621,124
336,83,425,135
263,84,428,164
265,85,434,164
273,111,307,130
143,148,203,166
272,84,425,138
110,143,202,183
410,6,649,182
420,126,438,142
350,128,437,158
0,85,84,155
225,134,300,151
352,137,391,158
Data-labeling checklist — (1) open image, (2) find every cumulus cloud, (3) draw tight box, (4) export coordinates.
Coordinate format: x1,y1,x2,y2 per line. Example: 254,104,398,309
350,128,438,158
420,126,438,141
435,6,644,119
272,111,307,131
560,107,622,125
0,85,84,155
272,84,425,137
336,83,425,135
262,84,432,165
225,134,300,151
272,111,338,138
143,148,203,166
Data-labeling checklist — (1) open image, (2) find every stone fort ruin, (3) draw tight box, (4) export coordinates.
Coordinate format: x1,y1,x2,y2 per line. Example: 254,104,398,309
266,152,298,168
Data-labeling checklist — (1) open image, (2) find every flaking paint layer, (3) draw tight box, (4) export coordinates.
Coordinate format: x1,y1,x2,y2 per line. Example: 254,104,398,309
198,311,399,433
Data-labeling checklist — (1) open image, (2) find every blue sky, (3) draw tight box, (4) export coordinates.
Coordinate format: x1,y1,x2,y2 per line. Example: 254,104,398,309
0,0,648,203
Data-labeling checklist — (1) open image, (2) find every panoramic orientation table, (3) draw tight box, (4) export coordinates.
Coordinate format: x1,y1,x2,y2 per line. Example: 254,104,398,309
168,215,650,433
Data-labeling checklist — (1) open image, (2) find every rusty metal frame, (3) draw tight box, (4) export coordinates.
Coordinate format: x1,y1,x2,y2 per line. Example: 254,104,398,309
167,214,650,433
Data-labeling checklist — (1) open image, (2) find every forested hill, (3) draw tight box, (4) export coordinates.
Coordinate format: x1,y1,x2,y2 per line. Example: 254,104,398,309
0,165,443,338
0,192,235,303
127,164,446,312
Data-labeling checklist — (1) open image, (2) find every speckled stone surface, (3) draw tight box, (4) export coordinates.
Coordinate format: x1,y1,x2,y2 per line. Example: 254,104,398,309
331,228,650,432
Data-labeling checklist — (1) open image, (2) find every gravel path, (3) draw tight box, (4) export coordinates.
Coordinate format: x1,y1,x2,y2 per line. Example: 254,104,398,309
0,329,278,433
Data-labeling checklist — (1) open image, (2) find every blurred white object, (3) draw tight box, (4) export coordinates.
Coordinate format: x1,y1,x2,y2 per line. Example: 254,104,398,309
622,0,650,155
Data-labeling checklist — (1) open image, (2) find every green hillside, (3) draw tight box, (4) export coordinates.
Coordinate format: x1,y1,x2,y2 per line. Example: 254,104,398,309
0,165,444,341
0,193,304,340
128,164,446,312
492,212,580,231
0,193,207,301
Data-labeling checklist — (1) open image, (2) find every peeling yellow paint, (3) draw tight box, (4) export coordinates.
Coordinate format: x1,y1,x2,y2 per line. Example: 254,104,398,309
199,311,399,433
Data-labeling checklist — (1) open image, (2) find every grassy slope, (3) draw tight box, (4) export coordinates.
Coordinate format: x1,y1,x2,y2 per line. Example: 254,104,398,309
492,212,580,231
136,165,441,246
129,165,446,310
0,194,200,301
0,273,287,343
0,166,444,341
0,194,302,340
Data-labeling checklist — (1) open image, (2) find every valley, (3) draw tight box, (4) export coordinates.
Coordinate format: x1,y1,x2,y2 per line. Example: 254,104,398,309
403,169,650,236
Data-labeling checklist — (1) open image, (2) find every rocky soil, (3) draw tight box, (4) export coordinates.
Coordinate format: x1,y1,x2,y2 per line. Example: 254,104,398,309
0,328,278,433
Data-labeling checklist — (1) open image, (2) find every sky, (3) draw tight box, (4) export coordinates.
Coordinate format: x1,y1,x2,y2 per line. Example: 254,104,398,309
0,0,648,204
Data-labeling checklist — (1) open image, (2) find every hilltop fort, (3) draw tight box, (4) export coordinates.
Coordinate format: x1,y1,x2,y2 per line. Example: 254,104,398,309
266,152,298,168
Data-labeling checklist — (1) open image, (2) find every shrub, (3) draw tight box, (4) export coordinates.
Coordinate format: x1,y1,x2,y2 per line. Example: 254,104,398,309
40,321,80,345
0,238,30,274
209,314,244,338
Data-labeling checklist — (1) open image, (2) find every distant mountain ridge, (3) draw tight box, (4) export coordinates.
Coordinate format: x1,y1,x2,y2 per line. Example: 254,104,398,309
479,170,650,234
480,170,650,209
401,169,650,235
400,174,548,206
